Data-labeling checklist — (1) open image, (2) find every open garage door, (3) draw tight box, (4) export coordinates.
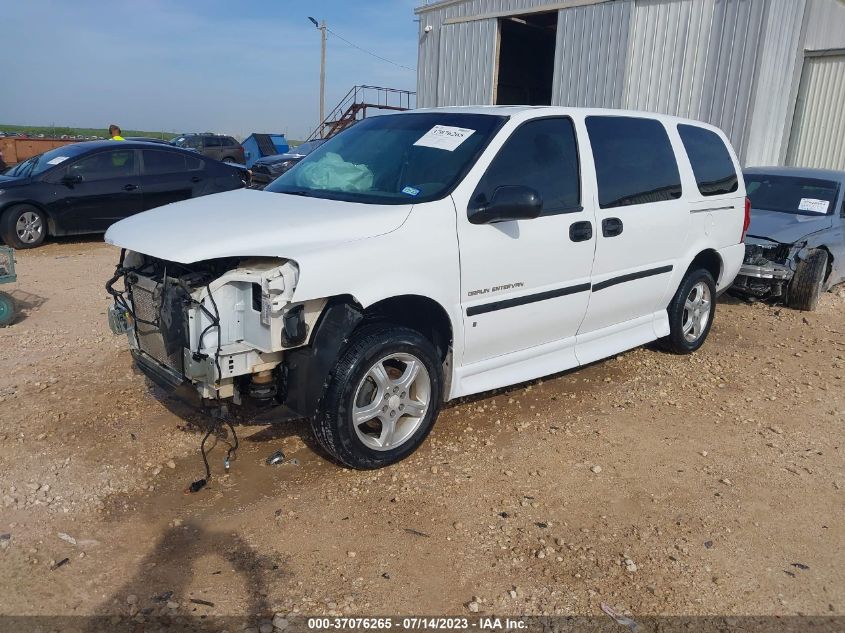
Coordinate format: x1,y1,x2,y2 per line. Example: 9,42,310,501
787,52,845,170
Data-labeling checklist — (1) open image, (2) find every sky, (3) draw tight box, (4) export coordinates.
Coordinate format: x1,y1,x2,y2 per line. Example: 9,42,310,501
1,0,424,140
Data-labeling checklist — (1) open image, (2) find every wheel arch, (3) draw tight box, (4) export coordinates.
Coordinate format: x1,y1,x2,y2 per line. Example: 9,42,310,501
685,248,723,285
814,245,834,283
360,294,453,361
284,293,455,420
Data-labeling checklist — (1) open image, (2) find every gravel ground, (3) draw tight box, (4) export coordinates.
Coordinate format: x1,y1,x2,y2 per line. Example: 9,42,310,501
0,238,842,626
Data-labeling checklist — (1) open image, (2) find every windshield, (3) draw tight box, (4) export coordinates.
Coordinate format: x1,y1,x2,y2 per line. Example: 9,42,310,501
7,144,88,178
745,174,840,216
265,112,507,204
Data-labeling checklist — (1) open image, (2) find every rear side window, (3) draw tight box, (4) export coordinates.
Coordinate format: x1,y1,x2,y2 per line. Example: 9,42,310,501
143,150,186,175
473,117,580,215
204,137,222,147
678,124,738,196
586,116,682,209
186,155,204,171
223,137,238,147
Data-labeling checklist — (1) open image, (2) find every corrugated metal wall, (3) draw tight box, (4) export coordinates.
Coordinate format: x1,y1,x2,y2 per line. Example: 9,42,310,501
416,0,564,107
417,15,441,108
804,0,845,50
552,1,633,107
621,0,766,154
436,20,498,106
743,0,807,166
415,0,845,165
786,53,845,169
425,0,562,19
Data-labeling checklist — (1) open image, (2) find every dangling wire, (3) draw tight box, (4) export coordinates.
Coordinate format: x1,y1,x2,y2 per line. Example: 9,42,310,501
188,413,239,494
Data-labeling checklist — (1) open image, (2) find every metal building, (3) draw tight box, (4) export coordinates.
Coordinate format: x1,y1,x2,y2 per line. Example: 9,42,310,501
415,0,845,169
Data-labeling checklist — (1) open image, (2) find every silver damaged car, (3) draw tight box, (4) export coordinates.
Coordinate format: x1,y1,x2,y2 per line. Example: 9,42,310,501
731,167,845,311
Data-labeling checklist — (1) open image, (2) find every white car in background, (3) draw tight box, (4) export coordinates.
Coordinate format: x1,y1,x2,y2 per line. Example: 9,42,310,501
105,106,747,469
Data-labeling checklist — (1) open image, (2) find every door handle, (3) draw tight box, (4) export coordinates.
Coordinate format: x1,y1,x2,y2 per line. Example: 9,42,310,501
123,184,138,191
190,176,202,183
602,217,623,237
569,221,593,242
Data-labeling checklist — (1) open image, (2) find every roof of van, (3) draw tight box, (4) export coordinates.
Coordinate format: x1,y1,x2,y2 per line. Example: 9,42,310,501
403,105,728,131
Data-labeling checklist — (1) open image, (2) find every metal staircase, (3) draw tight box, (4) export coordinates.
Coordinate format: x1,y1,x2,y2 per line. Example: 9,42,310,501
306,85,416,141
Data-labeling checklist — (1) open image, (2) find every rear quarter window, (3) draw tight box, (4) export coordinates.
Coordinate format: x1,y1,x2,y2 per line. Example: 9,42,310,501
677,124,738,196
586,116,682,209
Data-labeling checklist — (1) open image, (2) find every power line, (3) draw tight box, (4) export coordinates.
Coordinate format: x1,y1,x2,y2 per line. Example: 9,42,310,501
326,27,416,72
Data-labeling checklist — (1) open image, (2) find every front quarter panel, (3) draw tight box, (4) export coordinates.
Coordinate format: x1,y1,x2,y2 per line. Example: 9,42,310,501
290,196,463,351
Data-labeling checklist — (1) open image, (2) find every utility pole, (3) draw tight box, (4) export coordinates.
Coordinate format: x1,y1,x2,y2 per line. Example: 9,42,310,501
309,17,327,138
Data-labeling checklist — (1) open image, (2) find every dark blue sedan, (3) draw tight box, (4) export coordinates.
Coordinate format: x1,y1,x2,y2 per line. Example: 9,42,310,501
0,141,247,248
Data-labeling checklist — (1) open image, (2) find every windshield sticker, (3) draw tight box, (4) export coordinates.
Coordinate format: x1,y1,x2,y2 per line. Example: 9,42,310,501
414,125,475,152
401,186,420,197
798,198,829,214
47,156,69,165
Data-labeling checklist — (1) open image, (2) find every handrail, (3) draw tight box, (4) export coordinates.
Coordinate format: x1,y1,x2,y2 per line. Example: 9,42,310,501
306,85,416,140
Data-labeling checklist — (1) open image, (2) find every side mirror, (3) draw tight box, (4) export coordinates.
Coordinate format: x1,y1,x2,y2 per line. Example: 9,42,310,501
468,185,542,225
61,174,83,185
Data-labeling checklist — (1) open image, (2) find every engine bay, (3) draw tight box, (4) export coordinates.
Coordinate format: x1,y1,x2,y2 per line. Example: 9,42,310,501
106,250,321,404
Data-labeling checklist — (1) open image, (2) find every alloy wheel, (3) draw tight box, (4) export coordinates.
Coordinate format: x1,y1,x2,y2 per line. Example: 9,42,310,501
16,211,44,245
682,281,712,343
352,353,431,451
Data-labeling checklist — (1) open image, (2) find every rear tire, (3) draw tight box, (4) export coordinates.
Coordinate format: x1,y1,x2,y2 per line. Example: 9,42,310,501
1,204,47,249
312,324,443,469
223,157,236,164
787,249,827,312
0,291,16,327
660,268,716,354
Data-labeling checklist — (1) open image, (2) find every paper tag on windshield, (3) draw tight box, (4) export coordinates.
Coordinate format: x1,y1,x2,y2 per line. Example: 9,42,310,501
47,156,68,165
798,198,829,214
414,125,475,151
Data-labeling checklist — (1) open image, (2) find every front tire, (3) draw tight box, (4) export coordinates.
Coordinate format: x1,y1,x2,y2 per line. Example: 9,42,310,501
787,249,827,312
661,268,716,354
1,205,47,249
312,324,443,469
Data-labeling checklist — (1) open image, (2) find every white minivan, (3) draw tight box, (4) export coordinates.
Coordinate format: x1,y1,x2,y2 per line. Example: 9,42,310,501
105,107,749,469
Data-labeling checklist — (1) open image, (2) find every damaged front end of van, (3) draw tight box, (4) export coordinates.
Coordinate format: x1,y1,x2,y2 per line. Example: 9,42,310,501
106,250,326,408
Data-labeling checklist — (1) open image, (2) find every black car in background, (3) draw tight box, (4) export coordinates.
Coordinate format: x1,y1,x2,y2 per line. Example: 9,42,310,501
249,139,327,189
170,133,245,164
0,141,247,248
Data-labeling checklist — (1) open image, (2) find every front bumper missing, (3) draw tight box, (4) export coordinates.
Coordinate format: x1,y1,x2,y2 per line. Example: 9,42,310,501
737,262,792,280
730,241,800,299
132,349,202,406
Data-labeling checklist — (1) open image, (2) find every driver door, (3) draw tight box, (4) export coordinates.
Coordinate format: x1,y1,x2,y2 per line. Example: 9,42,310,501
455,116,596,391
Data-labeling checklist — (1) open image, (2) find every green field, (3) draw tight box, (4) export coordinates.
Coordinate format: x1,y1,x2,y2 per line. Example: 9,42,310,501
1,125,304,147
0,124,177,140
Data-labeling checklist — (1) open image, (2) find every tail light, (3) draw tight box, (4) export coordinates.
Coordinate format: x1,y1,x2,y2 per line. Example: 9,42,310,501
741,197,751,242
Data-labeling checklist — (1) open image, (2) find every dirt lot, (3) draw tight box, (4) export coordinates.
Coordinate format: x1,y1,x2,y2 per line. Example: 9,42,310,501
0,239,843,627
